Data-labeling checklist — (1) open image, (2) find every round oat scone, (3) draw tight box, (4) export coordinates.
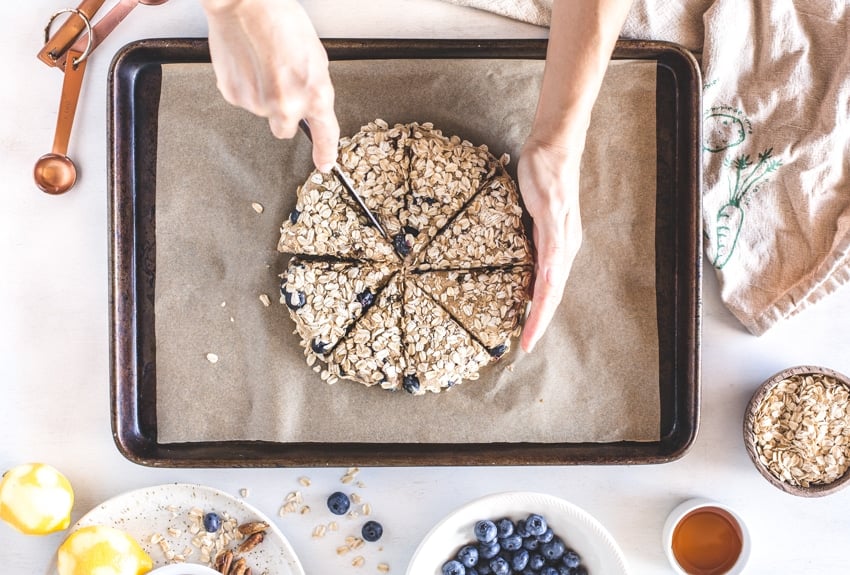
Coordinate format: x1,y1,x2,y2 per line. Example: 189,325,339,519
279,120,533,395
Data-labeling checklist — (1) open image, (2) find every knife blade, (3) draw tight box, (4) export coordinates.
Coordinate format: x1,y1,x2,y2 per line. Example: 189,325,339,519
297,120,389,240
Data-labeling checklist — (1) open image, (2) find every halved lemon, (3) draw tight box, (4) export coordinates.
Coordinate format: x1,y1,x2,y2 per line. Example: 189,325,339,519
57,525,154,575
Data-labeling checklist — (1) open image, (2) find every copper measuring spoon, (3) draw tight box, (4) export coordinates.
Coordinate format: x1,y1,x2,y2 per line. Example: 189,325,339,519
34,8,94,195
35,1,168,193
34,48,88,195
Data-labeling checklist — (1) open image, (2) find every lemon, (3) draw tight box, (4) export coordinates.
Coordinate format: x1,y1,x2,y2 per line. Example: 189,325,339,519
57,525,154,575
0,462,74,535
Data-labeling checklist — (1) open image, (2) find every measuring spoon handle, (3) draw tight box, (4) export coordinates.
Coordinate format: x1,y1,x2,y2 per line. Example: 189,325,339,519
53,51,88,157
37,0,107,67
56,0,141,70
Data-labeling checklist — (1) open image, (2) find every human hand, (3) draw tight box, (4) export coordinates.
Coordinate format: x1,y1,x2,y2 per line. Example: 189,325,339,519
200,0,339,172
517,137,584,353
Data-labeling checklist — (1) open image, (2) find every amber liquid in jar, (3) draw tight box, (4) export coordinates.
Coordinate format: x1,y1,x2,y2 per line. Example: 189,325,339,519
671,507,743,575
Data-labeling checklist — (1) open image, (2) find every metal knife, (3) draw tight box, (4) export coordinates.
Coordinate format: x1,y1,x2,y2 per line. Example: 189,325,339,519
298,119,389,240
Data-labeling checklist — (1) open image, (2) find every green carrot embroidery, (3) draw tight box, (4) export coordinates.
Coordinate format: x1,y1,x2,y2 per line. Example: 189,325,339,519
712,148,782,269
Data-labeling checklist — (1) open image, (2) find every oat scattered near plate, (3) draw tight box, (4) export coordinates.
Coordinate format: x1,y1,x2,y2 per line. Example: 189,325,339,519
206,353,219,364
251,202,264,214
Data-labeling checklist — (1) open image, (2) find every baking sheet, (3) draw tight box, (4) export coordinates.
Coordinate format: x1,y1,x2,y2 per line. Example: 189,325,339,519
152,57,660,444
109,38,703,466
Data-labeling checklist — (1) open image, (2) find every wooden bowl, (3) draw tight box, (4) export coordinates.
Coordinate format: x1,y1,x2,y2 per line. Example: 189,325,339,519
743,365,850,497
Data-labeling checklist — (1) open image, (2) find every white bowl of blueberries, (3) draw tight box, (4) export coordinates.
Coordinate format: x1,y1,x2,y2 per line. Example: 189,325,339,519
406,492,628,575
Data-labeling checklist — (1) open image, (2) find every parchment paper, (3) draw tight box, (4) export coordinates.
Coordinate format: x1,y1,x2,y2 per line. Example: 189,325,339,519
154,58,658,443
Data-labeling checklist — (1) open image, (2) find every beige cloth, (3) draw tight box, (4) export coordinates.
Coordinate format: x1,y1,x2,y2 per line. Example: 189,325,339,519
440,0,711,50
443,0,850,335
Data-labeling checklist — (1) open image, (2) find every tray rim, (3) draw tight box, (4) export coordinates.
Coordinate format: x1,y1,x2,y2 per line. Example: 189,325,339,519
108,37,702,468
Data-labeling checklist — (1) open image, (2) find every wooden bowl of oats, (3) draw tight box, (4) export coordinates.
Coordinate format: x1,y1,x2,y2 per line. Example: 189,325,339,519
744,365,850,497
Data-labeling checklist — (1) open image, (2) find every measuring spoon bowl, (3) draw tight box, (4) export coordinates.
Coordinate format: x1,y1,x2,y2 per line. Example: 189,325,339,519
34,153,78,195
140,0,170,5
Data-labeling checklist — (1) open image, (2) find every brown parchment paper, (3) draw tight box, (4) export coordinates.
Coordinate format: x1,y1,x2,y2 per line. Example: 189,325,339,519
154,58,658,443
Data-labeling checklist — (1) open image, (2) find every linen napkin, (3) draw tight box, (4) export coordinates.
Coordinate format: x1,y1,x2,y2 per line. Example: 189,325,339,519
442,0,850,335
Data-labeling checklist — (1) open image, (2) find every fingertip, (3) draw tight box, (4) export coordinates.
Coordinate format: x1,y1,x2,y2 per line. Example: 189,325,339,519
316,161,335,174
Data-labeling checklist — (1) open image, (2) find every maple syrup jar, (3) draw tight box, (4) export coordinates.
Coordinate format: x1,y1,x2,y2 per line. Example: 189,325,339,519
662,499,751,575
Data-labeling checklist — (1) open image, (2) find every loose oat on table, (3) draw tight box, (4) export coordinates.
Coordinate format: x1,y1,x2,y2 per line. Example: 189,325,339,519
752,372,850,487
278,120,532,394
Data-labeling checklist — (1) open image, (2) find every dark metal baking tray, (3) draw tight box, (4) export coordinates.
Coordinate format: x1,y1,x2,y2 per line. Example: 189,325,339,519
109,38,701,467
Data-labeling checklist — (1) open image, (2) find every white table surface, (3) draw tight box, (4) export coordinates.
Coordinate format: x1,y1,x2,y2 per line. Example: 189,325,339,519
3,1,850,574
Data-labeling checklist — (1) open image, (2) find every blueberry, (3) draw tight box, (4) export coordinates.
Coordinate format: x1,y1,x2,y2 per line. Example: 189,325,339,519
515,519,529,538
289,209,301,224
457,544,479,568
529,552,546,570
562,550,581,569
542,538,566,561
476,562,492,575
361,520,383,542
477,540,500,560
500,534,523,552
281,285,306,310
525,514,547,537
202,512,221,533
521,537,539,551
487,343,508,358
556,567,571,575
402,374,420,394
326,491,350,515
489,557,510,575
441,560,466,575
574,567,588,575
393,232,411,256
541,567,559,575
356,290,376,309
511,548,530,571
496,518,514,538
311,338,330,355
537,527,555,543
474,520,498,543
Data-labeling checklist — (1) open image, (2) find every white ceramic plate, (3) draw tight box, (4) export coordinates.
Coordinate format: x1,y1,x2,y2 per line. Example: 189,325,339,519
46,483,304,575
406,491,628,575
